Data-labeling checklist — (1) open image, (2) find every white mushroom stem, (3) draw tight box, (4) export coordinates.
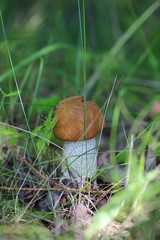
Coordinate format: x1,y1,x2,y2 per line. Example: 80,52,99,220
60,138,98,185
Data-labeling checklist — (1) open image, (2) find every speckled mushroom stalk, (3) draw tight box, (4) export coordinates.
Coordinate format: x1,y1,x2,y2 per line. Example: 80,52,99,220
62,138,97,185
53,96,105,186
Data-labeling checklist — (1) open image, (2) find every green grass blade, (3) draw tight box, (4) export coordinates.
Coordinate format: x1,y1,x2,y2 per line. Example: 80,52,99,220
0,10,31,135
0,43,72,83
85,168,159,238
86,1,160,94
28,57,44,121
127,0,160,79
110,102,120,162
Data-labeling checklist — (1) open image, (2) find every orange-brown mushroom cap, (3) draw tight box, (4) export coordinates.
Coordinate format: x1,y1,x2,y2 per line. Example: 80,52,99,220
53,96,105,141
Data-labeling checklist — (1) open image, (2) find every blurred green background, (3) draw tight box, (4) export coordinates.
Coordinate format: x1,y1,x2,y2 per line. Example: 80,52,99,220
0,0,160,127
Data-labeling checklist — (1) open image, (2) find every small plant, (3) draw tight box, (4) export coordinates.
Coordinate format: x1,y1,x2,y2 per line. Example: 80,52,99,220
32,109,57,154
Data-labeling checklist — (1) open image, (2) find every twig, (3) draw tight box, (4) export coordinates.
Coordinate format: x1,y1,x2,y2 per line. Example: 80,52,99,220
3,141,119,195
0,186,62,192
0,186,120,194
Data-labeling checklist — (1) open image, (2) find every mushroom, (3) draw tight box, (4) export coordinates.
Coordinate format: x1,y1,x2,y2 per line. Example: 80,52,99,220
53,96,105,187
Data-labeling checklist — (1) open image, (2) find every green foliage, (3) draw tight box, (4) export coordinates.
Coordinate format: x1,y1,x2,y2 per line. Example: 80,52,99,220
86,1,160,94
0,125,18,146
32,95,60,115
0,43,72,84
0,89,20,121
0,224,53,240
32,109,57,154
85,168,160,238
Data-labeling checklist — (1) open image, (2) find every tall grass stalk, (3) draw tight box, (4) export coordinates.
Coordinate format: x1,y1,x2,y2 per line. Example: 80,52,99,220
27,58,44,121
0,10,32,137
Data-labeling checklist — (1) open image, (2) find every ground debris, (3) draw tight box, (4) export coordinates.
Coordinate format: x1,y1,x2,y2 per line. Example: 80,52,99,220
70,203,93,226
